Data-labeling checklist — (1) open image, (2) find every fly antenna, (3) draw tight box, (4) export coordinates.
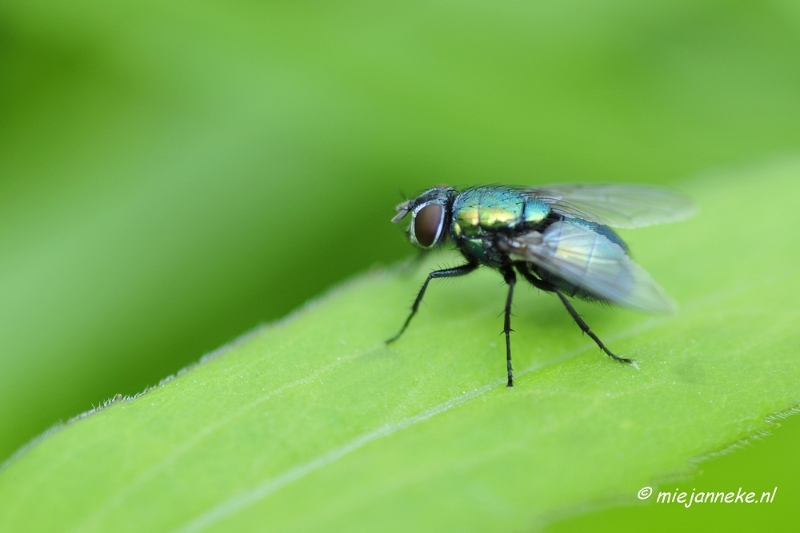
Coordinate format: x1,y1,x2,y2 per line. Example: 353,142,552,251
391,200,411,223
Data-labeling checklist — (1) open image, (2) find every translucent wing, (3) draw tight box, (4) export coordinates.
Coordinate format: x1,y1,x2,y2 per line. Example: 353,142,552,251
499,220,676,313
526,184,697,229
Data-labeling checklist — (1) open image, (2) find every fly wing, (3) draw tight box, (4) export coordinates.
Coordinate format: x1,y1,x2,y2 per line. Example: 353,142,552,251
525,184,697,229
500,221,677,313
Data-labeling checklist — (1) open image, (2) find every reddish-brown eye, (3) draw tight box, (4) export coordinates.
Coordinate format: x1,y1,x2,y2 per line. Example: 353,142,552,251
414,203,444,247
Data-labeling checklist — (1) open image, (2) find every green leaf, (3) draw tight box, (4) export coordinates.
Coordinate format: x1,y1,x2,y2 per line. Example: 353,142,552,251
1,158,799,532
5,0,800,469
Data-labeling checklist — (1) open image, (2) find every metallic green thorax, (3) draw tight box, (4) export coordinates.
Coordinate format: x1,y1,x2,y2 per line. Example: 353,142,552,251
450,187,550,266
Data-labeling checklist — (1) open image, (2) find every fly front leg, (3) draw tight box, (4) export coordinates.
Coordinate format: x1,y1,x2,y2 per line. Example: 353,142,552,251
386,258,479,344
501,266,517,388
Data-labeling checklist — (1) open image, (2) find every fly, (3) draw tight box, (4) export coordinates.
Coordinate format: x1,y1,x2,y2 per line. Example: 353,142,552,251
387,184,696,387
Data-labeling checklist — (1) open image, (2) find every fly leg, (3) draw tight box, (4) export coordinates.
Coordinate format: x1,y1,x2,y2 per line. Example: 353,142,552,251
554,289,634,365
515,263,634,366
500,266,517,388
386,258,479,344
515,263,555,292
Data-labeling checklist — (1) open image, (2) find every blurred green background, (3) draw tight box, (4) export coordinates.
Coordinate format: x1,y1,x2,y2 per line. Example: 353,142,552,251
1,0,799,529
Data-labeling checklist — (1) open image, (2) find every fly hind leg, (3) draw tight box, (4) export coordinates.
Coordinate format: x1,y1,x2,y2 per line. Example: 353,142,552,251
554,289,635,365
515,263,634,366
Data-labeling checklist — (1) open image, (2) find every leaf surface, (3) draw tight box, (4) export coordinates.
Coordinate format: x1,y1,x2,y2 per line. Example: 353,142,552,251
1,160,799,532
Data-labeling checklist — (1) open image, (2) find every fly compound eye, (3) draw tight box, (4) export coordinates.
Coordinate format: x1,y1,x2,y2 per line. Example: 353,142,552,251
413,203,444,247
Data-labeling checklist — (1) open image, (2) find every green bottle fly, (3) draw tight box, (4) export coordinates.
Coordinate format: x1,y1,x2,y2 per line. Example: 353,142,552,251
388,184,696,387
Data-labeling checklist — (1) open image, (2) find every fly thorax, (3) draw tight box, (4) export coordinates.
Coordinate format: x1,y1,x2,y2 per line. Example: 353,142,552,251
522,196,550,228
452,187,532,237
